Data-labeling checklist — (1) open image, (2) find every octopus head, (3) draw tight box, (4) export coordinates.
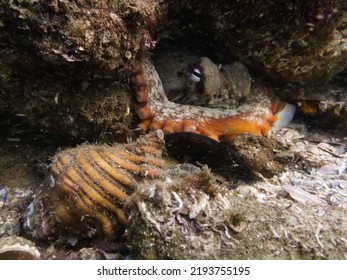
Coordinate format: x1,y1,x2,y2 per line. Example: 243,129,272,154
183,57,251,108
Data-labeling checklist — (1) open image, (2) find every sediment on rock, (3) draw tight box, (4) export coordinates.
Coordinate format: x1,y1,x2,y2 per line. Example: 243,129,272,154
165,0,347,84
0,0,167,139
0,0,166,70
125,165,347,260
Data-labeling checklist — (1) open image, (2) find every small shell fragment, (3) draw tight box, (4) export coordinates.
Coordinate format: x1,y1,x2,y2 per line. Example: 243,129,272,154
0,236,40,260
281,185,327,206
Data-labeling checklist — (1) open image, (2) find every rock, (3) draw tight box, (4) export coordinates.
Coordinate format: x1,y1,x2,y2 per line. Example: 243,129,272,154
166,0,347,84
0,49,132,139
276,74,347,135
0,0,167,139
0,210,20,237
41,245,108,260
229,133,282,178
125,164,347,259
0,0,166,70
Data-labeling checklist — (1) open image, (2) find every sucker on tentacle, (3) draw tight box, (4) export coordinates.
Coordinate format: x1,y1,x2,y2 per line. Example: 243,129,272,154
131,55,295,144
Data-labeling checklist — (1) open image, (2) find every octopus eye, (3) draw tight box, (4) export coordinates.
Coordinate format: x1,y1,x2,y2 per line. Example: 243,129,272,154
189,68,201,82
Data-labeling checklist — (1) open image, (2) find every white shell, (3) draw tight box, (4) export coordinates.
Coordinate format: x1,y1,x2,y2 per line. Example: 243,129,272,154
0,236,40,260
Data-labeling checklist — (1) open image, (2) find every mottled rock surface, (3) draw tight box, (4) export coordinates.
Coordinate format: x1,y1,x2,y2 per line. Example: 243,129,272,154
0,0,165,70
0,0,166,139
166,0,347,84
276,73,347,134
126,161,347,260
0,123,346,259
0,48,132,139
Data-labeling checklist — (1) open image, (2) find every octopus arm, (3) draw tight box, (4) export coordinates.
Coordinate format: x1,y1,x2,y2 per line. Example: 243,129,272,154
131,55,295,145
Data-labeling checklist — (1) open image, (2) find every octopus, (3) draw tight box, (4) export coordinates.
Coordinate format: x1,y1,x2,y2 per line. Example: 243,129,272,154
131,55,296,145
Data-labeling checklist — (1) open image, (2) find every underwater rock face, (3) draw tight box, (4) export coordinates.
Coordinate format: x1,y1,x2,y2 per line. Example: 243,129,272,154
0,49,132,139
125,164,347,260
167,0,347,84
0,0,167,139
229,133,282,178
0,0,166,70
277,76,347,135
